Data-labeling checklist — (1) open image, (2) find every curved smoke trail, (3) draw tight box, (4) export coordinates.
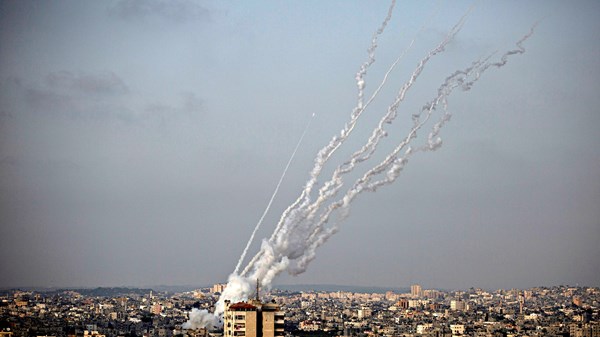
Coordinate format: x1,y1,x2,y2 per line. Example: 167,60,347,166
184,2,536,330
240,3,472,279
238,0,402,278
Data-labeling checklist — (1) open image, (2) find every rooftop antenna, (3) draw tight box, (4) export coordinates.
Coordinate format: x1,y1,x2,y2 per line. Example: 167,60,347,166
256,279,260,301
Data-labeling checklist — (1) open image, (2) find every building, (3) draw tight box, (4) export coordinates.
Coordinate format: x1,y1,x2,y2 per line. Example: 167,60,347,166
397,299,409,309
223,298,284,337
213,283,227,294
416,324,433,334
423,289,442,299
569,323,600,337
450,300,466,311
408,299,420,308
411,284,423,298
299,320,321,331
151,303,162,315
357,306,372,319
450,324,465,335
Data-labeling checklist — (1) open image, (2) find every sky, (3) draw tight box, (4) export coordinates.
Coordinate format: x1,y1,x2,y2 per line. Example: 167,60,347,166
0,0,599,291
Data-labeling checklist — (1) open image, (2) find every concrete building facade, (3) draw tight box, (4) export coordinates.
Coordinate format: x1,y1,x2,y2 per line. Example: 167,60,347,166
223,299,284,337
411,284,423,298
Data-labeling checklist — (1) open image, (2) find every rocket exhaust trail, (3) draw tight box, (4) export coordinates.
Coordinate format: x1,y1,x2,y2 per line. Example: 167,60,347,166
239,0,399,276
233,112,316,275
339,0,445,174
183,0,536,330
313,22,537,245
294,28,538,270
356,0,396,109
241,7,473,277
242,23,535,285
300,8,472,224
263,0,447,254
240,4,474,281
289,37,535,274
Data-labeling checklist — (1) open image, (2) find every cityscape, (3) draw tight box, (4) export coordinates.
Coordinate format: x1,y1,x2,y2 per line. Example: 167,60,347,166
1,283,598,337
1,2,599,337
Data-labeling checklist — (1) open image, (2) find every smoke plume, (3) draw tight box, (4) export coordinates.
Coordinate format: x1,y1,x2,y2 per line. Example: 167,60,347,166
184,1,536,330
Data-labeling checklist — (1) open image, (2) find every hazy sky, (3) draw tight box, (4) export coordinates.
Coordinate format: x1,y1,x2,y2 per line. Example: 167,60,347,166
1,0,599,291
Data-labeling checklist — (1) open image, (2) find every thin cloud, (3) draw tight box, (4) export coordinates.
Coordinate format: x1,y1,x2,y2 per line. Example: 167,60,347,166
108,0,211,23
143,92,204,123
25,87,74,112
3,73,202,125
45,71,129,96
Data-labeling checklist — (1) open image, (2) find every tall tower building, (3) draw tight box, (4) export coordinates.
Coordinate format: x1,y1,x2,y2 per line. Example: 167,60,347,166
223,298,285,337
411,284,423,298
212,283,227,294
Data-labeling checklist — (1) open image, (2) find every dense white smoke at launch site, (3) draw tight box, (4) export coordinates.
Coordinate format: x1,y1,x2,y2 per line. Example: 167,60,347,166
184,0,536,330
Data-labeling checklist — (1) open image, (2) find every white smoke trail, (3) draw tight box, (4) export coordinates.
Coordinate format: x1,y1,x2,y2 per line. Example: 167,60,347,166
239,0,400,277
233,112,316,275
339,0,445,175
230,6,473,301
292,30,537,270
356,0,397,109
245,23,534,300
239,6,473,279
183,2,536,330
301,9,472,222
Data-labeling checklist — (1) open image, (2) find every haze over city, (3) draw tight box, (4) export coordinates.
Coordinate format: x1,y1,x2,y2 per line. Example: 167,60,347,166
0,0,598,292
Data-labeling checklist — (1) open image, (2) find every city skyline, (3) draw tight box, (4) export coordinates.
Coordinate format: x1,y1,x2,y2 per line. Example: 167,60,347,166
3,284,598,337
1,1,599,291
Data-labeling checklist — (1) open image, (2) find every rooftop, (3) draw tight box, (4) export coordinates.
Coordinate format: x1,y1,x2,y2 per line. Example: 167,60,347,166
229,302,257,311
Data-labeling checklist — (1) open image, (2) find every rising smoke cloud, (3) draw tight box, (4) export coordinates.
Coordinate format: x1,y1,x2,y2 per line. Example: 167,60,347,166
184,1,536,330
